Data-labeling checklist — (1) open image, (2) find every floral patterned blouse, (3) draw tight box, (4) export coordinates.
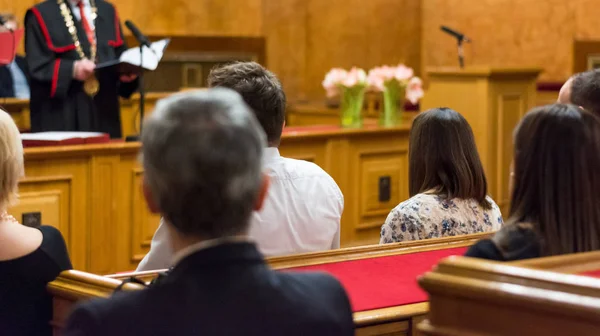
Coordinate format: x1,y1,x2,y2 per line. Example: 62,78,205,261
380,193,504,244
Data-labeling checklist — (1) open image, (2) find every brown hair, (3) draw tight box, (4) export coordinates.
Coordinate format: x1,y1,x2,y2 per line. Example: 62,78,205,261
207,62,286,146
409,108,491,209
571,70,600,117
509,104,600,256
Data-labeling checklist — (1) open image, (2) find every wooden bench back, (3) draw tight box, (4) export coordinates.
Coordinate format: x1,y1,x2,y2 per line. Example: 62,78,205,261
419,251,600,335
50,233,491,336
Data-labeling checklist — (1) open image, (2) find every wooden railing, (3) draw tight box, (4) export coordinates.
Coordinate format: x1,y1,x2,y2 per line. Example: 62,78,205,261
50,233,491,336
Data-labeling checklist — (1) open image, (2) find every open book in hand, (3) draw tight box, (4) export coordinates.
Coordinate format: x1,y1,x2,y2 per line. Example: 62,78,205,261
96,38,170,73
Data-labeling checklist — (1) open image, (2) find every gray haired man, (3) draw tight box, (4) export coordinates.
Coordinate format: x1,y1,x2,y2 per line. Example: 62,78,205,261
63,89,354,336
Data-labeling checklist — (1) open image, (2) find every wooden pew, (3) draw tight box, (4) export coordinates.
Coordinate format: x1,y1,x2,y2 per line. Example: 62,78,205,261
419,252,600,335
48,270,146,336
49,233,490,336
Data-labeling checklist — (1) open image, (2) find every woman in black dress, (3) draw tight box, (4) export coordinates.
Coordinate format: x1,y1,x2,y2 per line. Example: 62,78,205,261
466,104,600,261
0,109,72,335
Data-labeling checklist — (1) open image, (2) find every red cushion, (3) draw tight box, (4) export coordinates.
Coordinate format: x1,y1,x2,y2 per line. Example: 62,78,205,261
285,247,467,312
580,270,600,278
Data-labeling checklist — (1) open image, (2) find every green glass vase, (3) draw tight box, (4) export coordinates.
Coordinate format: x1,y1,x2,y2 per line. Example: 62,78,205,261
380,82,405,127
340,86,365,128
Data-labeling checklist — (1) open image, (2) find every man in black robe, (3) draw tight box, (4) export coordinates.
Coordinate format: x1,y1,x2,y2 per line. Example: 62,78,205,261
25,0,138,138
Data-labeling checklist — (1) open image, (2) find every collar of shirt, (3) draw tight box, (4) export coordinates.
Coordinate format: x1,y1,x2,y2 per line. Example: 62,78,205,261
171,236,253,266
263,147,281,166
69,0,90,6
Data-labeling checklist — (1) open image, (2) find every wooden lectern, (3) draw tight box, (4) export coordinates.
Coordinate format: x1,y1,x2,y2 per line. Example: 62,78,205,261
421,67,541,215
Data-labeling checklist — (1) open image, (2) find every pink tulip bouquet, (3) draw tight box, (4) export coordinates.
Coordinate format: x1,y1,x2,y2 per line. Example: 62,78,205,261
367,64,424,126
323,67,368,128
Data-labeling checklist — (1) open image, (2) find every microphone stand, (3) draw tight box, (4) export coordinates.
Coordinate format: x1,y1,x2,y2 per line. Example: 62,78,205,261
138,43,145,135
126,44,145,142
457,38,465,69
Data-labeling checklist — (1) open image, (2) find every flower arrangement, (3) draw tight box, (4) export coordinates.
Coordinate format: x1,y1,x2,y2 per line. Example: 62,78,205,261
367,64,424,126
322,67,368,128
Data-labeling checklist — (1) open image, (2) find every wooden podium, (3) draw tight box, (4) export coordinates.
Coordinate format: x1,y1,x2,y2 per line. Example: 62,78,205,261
421,67,541,215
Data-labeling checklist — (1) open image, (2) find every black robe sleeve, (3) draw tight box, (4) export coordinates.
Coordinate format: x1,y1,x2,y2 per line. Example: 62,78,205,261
24,10,75,99
114,20,139,99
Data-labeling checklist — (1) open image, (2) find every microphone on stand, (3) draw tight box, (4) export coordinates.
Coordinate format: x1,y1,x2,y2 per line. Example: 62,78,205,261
440,25,471,68
123,20,150,141
125,20,151,49
440,26,471,43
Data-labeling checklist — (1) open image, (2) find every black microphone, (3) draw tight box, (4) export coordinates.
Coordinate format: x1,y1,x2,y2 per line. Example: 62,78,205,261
125,20,152,49
440,25,471,43
0,16,6,27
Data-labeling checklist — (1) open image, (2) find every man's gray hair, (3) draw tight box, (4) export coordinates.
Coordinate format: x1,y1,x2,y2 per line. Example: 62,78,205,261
141,88,267,238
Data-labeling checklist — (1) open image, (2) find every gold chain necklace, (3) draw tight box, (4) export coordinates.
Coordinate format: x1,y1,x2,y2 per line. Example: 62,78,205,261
57,0,99,97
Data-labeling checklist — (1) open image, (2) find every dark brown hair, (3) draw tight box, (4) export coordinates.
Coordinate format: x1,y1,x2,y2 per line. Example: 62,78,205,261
409,108,491,209
571,70,600,117
207,62,286,146
0,13,15,22
508,104,600,256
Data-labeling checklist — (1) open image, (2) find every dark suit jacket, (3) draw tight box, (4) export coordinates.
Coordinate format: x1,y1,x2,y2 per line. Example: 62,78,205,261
0,55,28,98
63,242,355,336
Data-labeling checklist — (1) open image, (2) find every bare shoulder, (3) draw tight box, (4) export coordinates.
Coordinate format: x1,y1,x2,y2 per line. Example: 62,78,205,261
0,223,43,261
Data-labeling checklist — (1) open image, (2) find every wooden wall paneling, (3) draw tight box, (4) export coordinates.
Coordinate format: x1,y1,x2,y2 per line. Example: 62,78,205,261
116,0,263,37
575,0,600,40
278,138,328,167
324,139,352,245
0,99,30,131
366,0,422,74
12,176,73,238
491,86,530,215
304,0,370,100
358,151,407,226
421,0,578,83
573,41,600,74
129,168,161,266
88,156,120,274
262,0,307,100
0,0,35,22
347,134,410,246
301,0,422,101
14,158,90,270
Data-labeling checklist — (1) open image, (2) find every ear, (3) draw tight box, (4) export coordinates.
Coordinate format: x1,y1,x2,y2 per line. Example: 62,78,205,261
254,173,270,212
282,121,286,132
142,178,161,214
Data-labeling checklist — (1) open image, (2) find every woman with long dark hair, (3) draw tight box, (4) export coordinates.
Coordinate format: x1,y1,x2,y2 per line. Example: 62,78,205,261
380,108,503,243
467,104,600,260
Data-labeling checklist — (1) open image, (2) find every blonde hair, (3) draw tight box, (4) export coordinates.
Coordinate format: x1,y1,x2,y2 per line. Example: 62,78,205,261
0,109,23,211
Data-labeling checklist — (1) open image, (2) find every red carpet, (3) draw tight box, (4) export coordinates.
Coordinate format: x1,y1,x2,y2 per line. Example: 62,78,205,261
580,270,600,278
285,247,467,312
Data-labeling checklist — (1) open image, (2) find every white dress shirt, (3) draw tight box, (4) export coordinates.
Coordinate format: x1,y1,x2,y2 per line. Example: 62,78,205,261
69,0,95,29
136,147,344,271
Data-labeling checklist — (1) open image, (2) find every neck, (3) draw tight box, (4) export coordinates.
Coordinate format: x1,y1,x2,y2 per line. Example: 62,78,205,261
166,222,248,255
167,226,204,255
